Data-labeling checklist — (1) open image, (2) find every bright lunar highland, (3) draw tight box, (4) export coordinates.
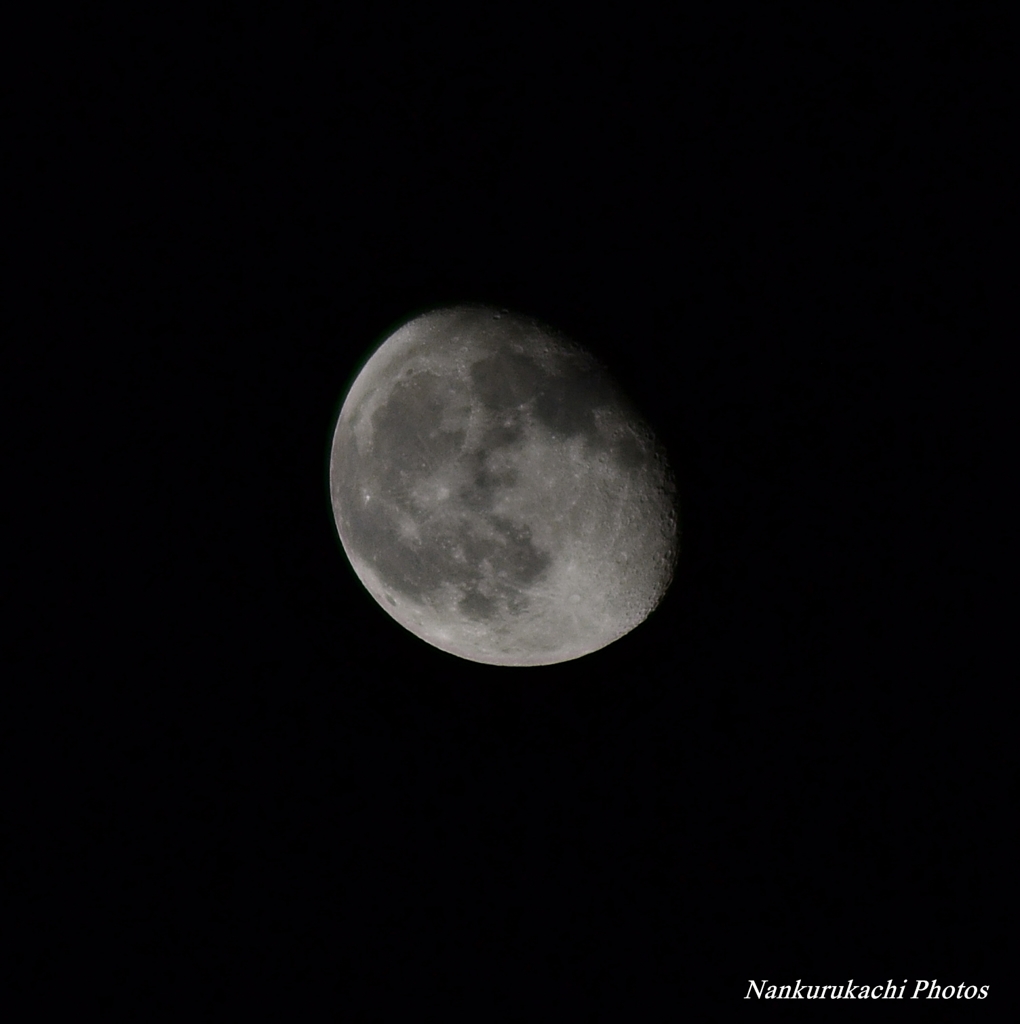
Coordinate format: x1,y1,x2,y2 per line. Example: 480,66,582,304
329,305,679,666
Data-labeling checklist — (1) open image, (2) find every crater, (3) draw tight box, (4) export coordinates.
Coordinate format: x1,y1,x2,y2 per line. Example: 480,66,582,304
469,349,551,412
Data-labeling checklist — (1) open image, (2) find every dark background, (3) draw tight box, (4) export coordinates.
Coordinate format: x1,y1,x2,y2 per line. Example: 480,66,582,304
17,6,1010,1016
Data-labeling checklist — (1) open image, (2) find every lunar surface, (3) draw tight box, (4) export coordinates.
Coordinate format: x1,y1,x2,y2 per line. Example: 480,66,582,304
328,305,679,666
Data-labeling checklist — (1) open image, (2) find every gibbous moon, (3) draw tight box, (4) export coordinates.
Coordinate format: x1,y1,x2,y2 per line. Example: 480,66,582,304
329,305,679,666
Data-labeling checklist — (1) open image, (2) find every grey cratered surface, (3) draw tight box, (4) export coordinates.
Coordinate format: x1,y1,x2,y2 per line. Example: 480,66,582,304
329,305,679,666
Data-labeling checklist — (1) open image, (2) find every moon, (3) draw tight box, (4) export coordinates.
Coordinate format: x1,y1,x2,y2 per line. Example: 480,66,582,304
328,304,679,666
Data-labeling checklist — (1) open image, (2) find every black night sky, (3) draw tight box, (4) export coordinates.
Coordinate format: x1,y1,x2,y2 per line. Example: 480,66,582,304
31,6,1009,1015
